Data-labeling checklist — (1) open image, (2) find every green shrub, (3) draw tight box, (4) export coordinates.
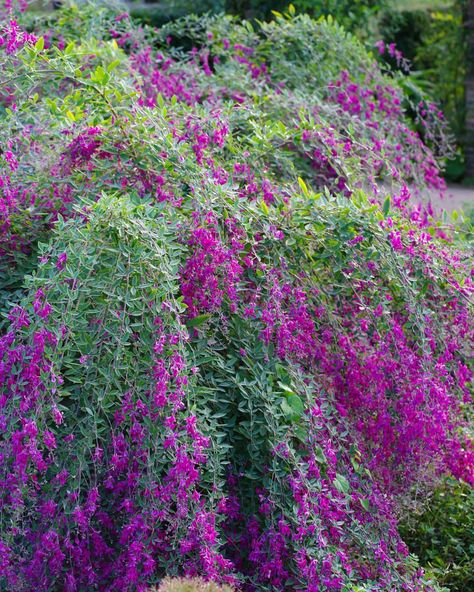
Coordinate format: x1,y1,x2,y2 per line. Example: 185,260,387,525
129,0,225,27
291,0,388,39
380,2,465,151
399,478,474,592
130,0,388,32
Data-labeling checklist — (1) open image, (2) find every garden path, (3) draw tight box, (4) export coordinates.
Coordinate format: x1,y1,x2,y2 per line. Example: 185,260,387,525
433,185,474,212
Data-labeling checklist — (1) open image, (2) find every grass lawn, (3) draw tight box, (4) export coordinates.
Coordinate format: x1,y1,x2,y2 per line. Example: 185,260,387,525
389,0,455,10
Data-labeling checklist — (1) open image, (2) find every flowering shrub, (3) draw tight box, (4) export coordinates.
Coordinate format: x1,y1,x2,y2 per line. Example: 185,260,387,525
0,2,472,591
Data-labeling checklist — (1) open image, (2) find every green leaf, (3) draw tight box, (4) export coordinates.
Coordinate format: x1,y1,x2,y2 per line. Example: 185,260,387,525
281,399,295,419
186,314,211,328
298,176,309,197
107,59,121,73
294,425,308,443
91,66,109,85
382,196,391,216
275,363,290,383
287,394,304,416
351,458,360,472
334,473,350,494
314,445,326,463
360,498,370,511
35,37,45,51
278,381,294,395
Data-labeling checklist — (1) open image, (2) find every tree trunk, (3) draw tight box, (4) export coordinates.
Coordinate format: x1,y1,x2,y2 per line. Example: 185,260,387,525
465,0,474,177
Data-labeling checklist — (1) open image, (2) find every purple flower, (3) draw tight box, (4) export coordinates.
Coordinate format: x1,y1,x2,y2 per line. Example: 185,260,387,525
56,252,67,270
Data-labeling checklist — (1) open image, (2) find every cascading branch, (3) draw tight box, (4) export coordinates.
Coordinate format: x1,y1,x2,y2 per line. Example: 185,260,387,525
0,196,233,589
0,2,472,591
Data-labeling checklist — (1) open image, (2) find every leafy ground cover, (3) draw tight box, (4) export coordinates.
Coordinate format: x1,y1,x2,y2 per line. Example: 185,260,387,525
0,1,472,591
399,477,474,592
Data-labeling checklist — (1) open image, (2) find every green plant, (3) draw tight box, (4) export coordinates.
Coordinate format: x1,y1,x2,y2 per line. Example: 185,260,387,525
129,0,225,28
291,0,388,39
414,4,465,140
380,2,465,155
399,478,474,592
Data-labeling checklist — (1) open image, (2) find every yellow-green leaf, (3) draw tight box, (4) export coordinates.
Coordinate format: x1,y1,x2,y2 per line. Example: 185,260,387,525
35,37,44,51
298,176,309,197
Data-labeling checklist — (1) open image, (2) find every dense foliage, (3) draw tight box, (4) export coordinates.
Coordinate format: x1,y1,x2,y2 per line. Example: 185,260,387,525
380,1,466,178
0,2,472,591
127,0,387,26
399,478,474,592
129,0,468,180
